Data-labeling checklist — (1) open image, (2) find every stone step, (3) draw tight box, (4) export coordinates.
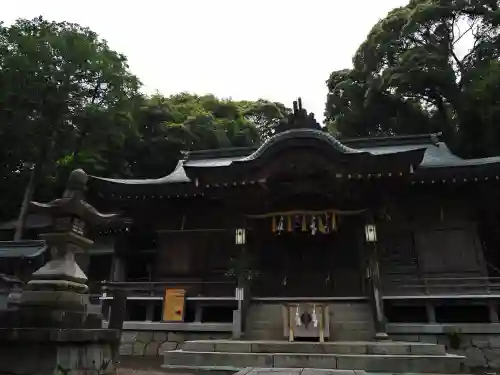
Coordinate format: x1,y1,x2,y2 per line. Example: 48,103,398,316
181,340,447,355
237,368,470,375
163,350,466,373
330,331,374,342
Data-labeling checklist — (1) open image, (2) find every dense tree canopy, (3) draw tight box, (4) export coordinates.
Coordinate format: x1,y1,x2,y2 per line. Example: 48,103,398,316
0,16,141,235
326,0,500,156
0,17,290,230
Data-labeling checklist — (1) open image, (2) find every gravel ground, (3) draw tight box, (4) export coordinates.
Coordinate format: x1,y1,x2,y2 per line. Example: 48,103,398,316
118,369,169,375
117,356,172,375
117,356,196,375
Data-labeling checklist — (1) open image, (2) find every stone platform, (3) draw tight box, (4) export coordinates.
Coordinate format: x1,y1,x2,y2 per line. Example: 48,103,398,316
0,328,119,375
162,340,467,373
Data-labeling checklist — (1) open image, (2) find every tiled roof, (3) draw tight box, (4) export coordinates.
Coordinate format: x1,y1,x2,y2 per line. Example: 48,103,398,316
88,131,500,188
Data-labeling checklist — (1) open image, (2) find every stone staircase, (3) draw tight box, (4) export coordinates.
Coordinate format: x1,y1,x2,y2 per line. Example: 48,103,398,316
162,340,467,373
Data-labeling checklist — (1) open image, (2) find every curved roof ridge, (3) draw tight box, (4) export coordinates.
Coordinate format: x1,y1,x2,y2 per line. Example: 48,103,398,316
89,160,191,185
239,128,364,162
344,133,442,148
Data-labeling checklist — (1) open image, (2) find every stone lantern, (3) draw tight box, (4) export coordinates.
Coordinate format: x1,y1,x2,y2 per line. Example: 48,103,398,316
14,168,129,327
0,169,130,375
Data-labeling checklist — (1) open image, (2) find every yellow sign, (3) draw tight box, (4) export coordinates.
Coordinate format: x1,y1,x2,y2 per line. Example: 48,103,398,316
162,288,186,322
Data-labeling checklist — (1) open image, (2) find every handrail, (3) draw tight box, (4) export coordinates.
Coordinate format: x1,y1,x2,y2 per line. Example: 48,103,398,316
100,280,235,286
92,280,238,302
382,275,500,296
386,276,500,281
98,295,236,301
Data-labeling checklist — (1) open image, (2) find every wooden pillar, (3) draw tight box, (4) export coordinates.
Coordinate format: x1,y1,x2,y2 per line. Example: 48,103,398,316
111,235,129,282
425,301,436,323
108,237,129,321
111,255,126,281
365,222,389,340
233,225,248,339
488,301,499,323
109,288,127,364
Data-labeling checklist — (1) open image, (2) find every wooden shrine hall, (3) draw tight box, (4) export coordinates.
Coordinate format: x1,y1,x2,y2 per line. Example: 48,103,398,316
16,98,500,343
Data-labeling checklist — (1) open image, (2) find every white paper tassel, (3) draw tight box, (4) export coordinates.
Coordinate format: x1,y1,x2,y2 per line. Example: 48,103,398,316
324,213,330,234
312,304,318,328
310,216,317,235
295,305,301,326
277,216,284,233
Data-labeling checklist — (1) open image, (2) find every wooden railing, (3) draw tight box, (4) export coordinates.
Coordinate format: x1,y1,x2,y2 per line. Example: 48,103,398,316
382,276,500,297
89,280,239,324
94,280,237,300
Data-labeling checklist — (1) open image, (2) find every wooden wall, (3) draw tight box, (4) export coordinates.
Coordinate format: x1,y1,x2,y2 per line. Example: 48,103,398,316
378,196,487,296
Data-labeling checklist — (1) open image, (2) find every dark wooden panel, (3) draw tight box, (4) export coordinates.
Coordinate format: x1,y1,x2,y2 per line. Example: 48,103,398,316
156,235,194,277
379,227,420,294
250,216,364,297
416,227,482,274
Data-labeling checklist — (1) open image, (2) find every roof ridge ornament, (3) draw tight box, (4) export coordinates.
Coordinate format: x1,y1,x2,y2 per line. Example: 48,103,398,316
274,97,323,134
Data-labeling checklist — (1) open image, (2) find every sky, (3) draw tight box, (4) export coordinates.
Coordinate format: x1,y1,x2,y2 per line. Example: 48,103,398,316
2,0,409,123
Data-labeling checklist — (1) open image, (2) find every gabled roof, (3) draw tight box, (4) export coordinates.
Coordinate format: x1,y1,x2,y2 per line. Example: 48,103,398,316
91,161,191,185
88,131,500,195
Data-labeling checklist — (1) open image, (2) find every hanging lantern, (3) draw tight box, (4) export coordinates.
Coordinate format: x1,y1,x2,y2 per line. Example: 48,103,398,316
235,228,246,245
365,224,377,242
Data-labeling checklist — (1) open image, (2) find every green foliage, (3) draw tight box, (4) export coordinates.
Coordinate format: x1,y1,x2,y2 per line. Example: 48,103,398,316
325,69,436,138
325,0,500,156
240,99,291,141
0,16,289,224
0,16,140,221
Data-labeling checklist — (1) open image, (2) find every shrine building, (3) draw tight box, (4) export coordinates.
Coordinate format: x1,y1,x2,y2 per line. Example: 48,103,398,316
3,99,500,359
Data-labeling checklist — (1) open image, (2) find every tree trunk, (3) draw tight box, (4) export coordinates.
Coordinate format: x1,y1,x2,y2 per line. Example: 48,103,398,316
71,123,89,168
14,163,40,241
13,134,51,241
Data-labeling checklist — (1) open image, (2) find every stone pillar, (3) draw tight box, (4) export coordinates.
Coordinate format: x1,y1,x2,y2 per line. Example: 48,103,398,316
16,230,102,328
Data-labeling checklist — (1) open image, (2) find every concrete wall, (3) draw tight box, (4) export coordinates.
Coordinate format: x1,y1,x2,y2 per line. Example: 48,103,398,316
388,323,500,370
119,329,231,357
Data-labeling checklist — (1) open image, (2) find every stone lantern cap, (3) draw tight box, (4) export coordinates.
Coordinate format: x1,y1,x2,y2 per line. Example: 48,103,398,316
29,169,131,228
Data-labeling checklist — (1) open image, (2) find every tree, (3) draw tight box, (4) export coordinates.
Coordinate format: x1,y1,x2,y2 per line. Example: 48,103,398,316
240,99,291,141
0,16,140,238
351,0,500,155
137,93,285,151
325,69,436,138
0,17,291,227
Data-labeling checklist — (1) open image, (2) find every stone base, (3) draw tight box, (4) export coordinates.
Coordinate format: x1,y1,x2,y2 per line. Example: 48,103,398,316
374,332,390,340
20,289,90,309
0,287,103,329
0,328,119,375
0,306,103,329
